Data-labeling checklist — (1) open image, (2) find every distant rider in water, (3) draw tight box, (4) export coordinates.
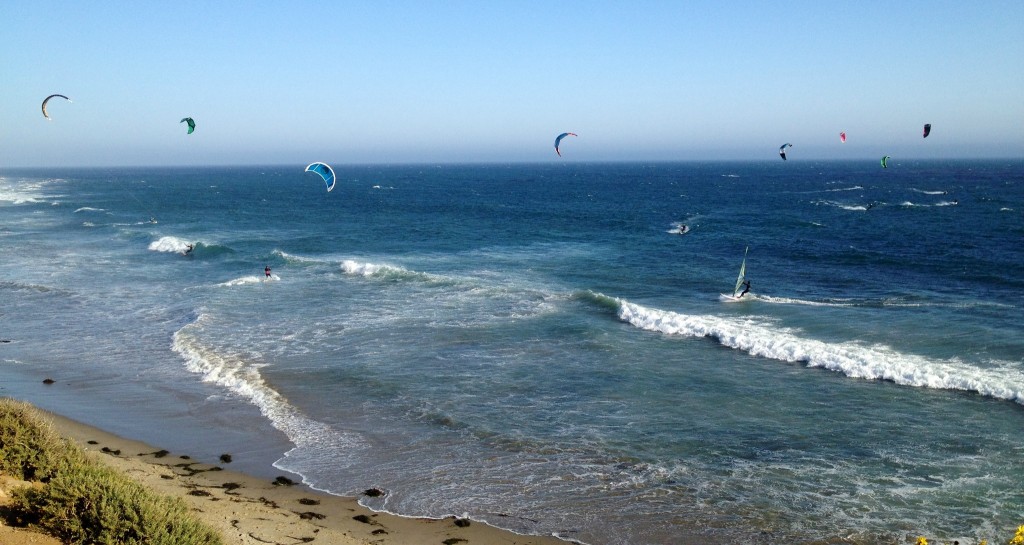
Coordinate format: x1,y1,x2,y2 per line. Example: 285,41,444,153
739,280,751,298
264,266,272,278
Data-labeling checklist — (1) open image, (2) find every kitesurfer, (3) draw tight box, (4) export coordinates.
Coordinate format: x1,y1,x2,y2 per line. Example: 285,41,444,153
265,266,272,278
738,280,751,298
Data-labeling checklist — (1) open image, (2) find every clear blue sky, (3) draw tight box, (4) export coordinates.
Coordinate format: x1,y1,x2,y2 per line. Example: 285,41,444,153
3,1,1022,167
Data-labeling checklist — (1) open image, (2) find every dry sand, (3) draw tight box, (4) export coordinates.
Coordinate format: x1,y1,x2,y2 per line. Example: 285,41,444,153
1,410,574,545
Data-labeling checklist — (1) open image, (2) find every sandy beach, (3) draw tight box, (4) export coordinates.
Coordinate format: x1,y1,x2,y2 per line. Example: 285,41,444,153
1,408,572,545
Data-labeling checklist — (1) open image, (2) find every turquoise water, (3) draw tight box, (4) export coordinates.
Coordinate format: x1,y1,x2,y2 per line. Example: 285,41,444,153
1,161,1022,544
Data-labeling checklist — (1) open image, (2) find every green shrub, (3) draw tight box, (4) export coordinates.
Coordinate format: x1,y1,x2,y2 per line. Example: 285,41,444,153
0,398,78,481
1,398,223,545
13,462,222,545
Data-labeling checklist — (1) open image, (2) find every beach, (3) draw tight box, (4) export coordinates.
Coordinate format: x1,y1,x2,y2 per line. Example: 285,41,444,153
1,406,571,545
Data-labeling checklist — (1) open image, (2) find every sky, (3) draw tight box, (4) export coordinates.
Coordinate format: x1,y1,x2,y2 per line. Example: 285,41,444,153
3,1,1023,167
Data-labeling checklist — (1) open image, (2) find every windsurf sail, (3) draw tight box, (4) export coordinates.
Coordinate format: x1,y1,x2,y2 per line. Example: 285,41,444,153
305,162,336,192
840,132,847,143
922,123,931,138
732,246,749,298
41,94,71,120
881,155,890,168
180,117,195,134
779,143,792,160
554,132,577,157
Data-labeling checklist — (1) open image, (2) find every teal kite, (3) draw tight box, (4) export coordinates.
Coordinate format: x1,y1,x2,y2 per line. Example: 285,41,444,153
180,117,195,134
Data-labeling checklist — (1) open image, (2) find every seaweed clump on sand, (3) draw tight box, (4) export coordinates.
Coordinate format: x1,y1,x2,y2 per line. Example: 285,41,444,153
273,475,296,486
0,398,224,545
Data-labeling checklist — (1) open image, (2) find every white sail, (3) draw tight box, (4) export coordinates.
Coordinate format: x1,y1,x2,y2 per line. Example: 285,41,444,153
732,246,748,297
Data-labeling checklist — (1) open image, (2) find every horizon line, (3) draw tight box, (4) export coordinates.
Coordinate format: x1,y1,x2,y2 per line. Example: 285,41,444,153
3,156,1022,171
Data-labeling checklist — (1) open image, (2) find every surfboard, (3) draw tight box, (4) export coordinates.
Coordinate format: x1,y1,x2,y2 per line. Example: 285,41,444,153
719,293,750,303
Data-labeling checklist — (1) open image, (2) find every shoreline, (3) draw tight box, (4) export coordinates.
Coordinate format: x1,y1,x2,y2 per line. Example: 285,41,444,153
24,406,575,545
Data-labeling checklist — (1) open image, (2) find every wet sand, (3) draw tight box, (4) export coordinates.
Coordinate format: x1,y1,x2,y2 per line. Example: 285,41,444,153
3,408,574,545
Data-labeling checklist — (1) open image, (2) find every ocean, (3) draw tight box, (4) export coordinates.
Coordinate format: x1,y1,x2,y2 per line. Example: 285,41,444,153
1,161,1021,544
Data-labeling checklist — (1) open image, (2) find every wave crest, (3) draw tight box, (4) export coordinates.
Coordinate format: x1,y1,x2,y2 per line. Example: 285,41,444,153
148,236,192,253
173,315,365,472
617,301,1024,406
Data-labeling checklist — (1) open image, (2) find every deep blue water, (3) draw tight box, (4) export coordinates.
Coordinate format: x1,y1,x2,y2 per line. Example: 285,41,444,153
1,161,1022,544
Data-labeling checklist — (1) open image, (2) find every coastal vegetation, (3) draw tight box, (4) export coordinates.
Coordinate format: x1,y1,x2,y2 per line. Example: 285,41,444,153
0,398,223,545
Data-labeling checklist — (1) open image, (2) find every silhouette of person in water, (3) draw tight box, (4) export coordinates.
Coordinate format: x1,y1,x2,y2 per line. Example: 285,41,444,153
264,266,272,278
184,244,193,256
739,280,751,298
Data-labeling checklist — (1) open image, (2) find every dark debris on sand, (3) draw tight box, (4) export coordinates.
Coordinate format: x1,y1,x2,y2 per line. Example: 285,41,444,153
273,476,296,486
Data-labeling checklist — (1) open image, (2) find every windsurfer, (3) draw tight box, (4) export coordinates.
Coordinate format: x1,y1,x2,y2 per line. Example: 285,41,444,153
739,280,751,298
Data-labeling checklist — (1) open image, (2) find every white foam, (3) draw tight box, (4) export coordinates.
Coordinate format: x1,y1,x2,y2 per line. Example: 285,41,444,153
813,200,867,211
0,190,44,205
217,276,264,287
341,259,399,276
148,235,192,253
617,300,1024,405
911,188,947,195
757,295,854,307
74,207,106,213
0,178,64,205
827,185,864,192
666,222,691,235
275,250,327,264
173,315,365,467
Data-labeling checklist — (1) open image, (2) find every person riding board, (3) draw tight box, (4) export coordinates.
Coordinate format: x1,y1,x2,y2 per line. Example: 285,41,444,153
738,280,751,298
264,266,272,278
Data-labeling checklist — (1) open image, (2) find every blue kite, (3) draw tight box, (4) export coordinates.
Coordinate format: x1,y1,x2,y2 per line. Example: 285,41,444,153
305,162,336,192
554,132,577,157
